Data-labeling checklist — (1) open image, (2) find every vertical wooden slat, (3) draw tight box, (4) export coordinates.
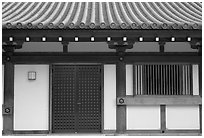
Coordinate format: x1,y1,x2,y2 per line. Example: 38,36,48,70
183,65,185,95
160,105,166,133
160,65,163,95
164,65,166,95
135,65,138,95
116,61,126,133
176,65,179,95
143,65,146,95
180,65,183,95
141,65,143,95
147,65,149,95
171,65,173,95
138,65,141,95
133,64,136,96
189,65,193,95
186,65,188,95
150,65,153,95
156,65,158,95
168,65,171,95
153,65,155,95
3,61,14,134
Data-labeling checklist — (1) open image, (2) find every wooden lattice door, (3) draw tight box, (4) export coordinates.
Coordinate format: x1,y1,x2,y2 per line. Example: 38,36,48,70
52,65,101,133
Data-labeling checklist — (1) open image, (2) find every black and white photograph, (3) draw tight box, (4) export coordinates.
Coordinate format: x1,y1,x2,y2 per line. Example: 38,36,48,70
1,1,202,136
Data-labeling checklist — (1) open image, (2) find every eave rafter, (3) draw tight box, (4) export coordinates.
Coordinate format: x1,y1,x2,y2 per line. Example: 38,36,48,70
2,29,202,44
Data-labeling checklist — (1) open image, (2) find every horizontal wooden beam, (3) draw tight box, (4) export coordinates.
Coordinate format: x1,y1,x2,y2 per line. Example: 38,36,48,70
104,130,200,136
2,29,201,42
117,95,202,106
2,52,201,64
2,130,49,135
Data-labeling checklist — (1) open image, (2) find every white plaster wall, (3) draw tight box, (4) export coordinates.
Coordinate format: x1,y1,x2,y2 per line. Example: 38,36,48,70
126,64,133,95
104,64,116,130
166,106,199,129
193,64,199,95
127,106,160,130
15,42,62,52
69,42,115,52
165,42,198,52
14,65,49,130
126,42,159,52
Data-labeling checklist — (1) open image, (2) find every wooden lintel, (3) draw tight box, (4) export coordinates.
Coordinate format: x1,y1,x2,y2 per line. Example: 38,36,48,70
117,95,202,106
2,52,201,64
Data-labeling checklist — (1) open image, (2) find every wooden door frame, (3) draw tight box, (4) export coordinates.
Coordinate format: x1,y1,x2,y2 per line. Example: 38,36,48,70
49,63,104,134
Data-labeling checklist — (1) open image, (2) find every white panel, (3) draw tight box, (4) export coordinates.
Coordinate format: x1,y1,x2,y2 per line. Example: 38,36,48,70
126,64,133,95
69,42,115,52
126,42,159,52
166,106,199,129
193,65,199,95
14,65,49,130
104,64,116,130
127,106,160,130
15,42,62,52
165,42,198,52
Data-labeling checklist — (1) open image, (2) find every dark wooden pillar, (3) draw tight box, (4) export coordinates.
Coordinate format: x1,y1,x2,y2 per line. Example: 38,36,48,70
3,48,14,135
116,59,126,134
113,42,133,134
198,43,202,134
160,105,166,133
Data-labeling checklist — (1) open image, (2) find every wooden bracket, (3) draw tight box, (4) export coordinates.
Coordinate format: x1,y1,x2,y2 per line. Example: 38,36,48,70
190,40,202,49
61,41,69,53
158,42,166,53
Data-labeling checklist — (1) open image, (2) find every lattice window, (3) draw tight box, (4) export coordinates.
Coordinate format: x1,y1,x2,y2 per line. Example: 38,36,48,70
134,64,193,95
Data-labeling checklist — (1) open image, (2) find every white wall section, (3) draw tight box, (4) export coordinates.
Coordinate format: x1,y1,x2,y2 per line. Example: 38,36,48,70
126,64,133,95
14,65,49,130
104,64,116,130
127,106,160,130
193,64,199,95
166,106,199,129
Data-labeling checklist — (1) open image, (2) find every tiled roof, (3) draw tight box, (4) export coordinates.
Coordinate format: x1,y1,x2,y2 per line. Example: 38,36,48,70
2,2,202,29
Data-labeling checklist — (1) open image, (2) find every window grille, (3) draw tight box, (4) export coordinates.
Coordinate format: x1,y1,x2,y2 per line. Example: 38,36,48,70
134,64,192,95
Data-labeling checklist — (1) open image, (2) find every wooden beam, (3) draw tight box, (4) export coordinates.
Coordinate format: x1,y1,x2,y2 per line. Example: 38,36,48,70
13,130,49,135
116,95,202,105
2,52,201,64
116,60,126,134
3,60,14,134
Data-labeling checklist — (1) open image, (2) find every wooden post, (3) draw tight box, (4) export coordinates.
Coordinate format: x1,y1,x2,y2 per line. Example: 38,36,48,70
3,50,14,135
116,60,126,134
160,105,166,133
